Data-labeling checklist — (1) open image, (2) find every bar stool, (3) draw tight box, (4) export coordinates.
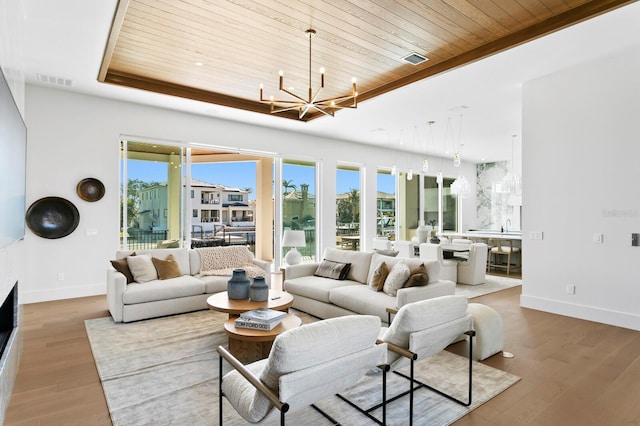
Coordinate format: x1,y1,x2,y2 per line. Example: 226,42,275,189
488,239,521,275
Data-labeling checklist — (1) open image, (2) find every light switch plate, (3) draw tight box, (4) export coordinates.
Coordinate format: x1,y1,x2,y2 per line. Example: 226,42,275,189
529,231,543,240
593,233,603,244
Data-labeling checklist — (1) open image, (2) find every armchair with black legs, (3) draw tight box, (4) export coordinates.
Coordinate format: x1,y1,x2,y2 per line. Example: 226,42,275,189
340,295,475,425
218,315,388,425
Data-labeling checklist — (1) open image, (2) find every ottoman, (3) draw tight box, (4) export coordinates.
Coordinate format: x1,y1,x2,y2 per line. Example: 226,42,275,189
464,303,504,360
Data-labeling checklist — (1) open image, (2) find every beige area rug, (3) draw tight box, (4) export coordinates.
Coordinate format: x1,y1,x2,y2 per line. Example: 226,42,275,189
455,274,521,299
86,310,520,426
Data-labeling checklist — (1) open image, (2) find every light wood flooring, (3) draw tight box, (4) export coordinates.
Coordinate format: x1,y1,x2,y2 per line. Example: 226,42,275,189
5,285,640,425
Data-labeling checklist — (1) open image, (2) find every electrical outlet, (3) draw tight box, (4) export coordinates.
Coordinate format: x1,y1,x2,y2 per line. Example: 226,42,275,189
57,272,64,281
593,233,603,244
566,284,575,295
632,233,639,247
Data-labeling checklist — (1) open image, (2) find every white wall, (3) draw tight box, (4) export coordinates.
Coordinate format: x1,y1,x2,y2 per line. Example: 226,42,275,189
24,86,477,303
521,45,640,330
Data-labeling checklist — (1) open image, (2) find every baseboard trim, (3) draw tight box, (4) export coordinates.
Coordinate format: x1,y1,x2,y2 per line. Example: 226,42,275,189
20,283,105,304
520,294,640,331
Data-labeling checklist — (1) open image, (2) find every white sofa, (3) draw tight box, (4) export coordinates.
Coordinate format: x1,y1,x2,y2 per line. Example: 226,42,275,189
107,246,271,323
284,248,456,325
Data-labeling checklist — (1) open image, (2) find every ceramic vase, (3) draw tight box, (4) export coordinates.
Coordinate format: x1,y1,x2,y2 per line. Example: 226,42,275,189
249,276,268,302
227,269,250,300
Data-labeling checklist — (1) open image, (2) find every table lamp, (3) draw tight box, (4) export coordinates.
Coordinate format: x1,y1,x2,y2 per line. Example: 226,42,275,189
282,230,306,265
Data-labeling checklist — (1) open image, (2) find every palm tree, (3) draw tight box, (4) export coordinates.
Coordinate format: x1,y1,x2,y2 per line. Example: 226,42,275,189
347,189,360,224
282,179,297,195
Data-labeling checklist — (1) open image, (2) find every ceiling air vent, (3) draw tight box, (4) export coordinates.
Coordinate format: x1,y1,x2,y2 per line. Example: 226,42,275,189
402,52,428,65
36,73,73,87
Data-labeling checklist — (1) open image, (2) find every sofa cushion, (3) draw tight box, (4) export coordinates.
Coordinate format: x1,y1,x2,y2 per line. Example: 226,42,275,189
330,285,398,321
197,274,229,294
382,260,411,296
322,248,373,284
314,259,351,280
367,261,389,292
368,253,440,284
122,275,206,304
285,276,358,303
127,254,158,283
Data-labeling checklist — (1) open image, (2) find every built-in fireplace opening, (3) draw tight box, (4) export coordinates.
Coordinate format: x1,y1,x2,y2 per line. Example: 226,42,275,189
0,283,17,358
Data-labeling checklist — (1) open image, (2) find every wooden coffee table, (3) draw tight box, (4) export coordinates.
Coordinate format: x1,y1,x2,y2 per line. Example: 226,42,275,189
223,314,302,363
207,291,298,362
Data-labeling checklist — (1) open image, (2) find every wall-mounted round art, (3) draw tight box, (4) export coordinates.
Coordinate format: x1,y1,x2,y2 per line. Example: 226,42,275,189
76,177,105,202
25,197,80,239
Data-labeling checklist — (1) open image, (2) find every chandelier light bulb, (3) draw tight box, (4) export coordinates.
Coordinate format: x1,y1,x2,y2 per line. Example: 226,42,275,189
408,169,413,180
453,153,461,167
391,164,397,176
422,158,429,172
436,171,443,184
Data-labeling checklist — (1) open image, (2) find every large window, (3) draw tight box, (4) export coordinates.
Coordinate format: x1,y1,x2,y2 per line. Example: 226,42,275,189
423,175,457,234
120,141,184,250
282,160,316,261
376,170,395,238
336,165,361,251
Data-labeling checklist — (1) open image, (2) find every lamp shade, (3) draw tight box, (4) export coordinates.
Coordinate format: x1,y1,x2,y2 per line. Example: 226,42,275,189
282,230,306,247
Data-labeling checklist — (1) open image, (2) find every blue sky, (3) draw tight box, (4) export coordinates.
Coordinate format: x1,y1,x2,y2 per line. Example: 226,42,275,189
127,160,395,196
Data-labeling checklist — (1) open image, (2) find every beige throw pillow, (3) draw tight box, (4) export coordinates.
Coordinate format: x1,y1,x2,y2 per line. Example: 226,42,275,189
127,254,157,283
368,261,389,292
383,260,410,296
152,254,182,280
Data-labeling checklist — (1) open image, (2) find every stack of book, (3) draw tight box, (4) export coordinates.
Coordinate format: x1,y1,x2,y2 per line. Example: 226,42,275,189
234,308,287,330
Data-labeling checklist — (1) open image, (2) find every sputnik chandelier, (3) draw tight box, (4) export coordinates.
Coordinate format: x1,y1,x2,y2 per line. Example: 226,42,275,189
259,29,358,119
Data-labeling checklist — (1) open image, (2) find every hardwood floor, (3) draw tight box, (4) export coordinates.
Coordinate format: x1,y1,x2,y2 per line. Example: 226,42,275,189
5,287,640,425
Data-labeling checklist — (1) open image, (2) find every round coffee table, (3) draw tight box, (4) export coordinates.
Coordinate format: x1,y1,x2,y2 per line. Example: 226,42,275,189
207,291,294,317
224,314,302,363
207,291,297,362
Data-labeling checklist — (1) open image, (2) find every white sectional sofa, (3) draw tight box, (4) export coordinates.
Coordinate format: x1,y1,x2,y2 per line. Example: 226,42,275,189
107,246,271,323
284,248,456,325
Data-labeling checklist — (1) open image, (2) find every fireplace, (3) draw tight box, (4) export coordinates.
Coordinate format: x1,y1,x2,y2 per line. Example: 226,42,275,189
0,283,17,358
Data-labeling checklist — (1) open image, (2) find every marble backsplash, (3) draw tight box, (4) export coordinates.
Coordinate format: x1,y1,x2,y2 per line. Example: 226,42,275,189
477,161,522,231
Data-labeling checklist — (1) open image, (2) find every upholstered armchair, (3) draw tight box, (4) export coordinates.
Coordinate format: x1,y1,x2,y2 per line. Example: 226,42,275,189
457,243,488,285
218,315,388,425
378,296,474,425
419,243,458,283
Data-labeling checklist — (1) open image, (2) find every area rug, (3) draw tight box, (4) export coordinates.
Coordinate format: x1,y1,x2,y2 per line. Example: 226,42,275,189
86,310,520,426
456,274,521,299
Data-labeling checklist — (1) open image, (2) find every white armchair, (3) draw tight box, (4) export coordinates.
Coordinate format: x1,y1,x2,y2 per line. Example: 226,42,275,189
457,243,488,285
379,296,475,425
393,240,416,258
218,315,388,425
419,243,458,283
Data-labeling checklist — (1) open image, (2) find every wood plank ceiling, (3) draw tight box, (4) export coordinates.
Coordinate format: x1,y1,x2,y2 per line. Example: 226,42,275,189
99,0,635,121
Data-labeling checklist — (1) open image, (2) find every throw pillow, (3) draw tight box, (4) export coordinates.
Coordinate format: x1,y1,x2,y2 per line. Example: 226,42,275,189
110,253,135,284
126,254,158,283
367,261,389,292
383,260,411,296
151,254,182,280
314,259,351,280
404,263,430,287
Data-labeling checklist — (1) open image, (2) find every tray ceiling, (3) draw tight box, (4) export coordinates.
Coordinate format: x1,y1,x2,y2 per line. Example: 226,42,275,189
99,0,634,121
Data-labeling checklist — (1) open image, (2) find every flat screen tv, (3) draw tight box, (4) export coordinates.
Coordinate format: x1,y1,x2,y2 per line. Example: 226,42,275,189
0,68,27,249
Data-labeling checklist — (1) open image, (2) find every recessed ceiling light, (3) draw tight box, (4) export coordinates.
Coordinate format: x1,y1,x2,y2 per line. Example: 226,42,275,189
195,62,203,66
402,52,428,65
